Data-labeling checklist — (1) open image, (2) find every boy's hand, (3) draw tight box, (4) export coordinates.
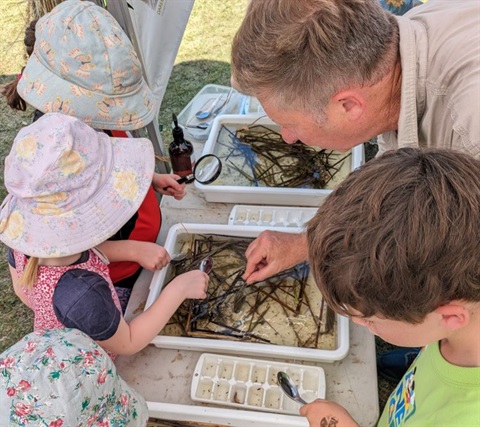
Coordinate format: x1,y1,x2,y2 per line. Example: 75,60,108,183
132,242,171,271
153,173,187,200
300,399,359,427
171,270,209,299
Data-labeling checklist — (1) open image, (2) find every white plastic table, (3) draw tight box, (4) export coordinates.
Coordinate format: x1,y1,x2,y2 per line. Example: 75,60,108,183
115,144,379,426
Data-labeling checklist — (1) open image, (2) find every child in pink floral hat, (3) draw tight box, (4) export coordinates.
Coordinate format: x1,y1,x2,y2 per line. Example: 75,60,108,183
0,328,149,426
3,0,187,311
0,113,208,359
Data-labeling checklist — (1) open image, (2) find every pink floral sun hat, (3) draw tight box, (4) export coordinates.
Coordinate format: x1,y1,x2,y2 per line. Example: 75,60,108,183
0,112,154,258
0,328,148,426
17,0,156,131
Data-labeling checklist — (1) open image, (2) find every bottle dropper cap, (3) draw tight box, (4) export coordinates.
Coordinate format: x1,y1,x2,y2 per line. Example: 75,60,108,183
172,113,184,143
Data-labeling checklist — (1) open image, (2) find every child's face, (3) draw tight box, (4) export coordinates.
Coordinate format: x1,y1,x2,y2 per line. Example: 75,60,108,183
350,310,445,348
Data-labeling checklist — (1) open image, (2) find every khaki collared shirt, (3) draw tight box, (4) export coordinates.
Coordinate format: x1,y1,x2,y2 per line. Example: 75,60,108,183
379,0,480,158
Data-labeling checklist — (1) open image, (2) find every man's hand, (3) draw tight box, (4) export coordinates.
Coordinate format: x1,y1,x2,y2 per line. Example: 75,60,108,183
242,231,308,284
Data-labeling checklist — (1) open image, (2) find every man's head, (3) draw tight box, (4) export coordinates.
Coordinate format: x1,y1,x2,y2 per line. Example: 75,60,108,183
231,0,399,147
307,148,480,330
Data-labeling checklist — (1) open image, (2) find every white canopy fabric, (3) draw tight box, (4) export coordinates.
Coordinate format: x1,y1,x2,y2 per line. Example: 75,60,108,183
128,0,195,116
105,0,194,166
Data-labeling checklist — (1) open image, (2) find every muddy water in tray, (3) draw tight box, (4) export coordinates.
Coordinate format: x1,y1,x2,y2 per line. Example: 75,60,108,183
161,233,336,350
211,124,352,190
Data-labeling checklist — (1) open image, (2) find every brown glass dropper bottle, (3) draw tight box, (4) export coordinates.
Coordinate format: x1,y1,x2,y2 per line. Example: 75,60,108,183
168,113,195,179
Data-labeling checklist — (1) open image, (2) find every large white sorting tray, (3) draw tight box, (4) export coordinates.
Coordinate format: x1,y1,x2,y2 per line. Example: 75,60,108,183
146,223,349,363
194,114,364,206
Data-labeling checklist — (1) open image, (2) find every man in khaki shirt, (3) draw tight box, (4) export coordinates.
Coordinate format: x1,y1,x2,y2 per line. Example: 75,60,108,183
231,0,480,285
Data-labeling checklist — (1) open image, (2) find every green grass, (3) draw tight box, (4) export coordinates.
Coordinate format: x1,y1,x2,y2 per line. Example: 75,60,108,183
0,0,29,75
158,0,248,144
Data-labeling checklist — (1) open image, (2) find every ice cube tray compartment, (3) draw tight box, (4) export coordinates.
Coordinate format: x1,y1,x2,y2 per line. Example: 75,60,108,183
191,353,326,415
228,205,318,228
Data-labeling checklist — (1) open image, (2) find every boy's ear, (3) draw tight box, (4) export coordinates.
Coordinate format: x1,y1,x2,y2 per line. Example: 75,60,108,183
434,302,470,330
332,90,366,121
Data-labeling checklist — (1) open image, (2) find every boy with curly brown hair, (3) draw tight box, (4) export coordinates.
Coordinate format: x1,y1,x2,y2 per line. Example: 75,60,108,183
304,148,480,426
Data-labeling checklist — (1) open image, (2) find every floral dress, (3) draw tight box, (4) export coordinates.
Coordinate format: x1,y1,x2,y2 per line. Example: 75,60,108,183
0,328,148,426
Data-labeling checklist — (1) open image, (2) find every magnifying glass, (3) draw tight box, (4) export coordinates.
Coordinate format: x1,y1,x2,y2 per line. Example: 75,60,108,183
163,154,222,190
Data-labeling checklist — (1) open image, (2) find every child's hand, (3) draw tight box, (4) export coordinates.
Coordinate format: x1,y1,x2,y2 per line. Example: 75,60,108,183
153,173,186,200
169,270,209,299
132,241,171,271
299,399,359,427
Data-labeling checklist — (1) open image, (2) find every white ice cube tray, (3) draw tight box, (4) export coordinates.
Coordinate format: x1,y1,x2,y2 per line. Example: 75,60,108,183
228,205,318,228
191,353,325,415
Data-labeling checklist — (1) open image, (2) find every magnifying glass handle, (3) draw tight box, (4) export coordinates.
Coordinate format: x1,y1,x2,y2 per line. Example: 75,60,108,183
162,174,194,191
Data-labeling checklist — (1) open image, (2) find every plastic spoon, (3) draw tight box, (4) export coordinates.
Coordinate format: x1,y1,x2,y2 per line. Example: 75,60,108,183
194,88,234,120
195,96,222,120
277,371,308,405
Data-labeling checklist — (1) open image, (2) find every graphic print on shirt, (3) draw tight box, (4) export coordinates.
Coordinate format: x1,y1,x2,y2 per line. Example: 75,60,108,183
387,366,417,426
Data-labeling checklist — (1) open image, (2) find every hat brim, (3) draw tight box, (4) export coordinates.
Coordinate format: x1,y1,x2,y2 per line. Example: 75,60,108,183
18,52,157,131
1,135,155,258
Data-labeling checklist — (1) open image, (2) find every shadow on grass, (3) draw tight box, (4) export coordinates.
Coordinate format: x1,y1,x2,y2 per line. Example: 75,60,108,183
0,74,35,353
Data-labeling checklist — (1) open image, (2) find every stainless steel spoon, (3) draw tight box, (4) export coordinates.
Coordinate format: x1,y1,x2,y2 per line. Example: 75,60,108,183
170,252,187,263
277,371,307,405
199,256,214,274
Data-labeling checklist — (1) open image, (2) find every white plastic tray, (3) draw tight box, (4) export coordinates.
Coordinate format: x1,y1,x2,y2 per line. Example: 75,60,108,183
177,84,263,141
195,114,364,206
228,205,317,228
147,223,349,363
191,353,325,415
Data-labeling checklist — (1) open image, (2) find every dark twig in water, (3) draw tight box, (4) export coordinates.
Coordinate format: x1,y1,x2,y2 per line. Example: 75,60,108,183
162,234,337,350
213,125,351,189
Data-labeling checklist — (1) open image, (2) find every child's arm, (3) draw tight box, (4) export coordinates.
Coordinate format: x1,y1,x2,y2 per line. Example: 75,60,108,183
97,240,171,271
152,173,187,200
9,265,32,308
98,269,208,355
299,399,360,427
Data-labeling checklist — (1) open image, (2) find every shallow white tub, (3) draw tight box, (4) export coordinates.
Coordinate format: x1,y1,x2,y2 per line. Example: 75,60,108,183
146,223,349,363
194,114,364,207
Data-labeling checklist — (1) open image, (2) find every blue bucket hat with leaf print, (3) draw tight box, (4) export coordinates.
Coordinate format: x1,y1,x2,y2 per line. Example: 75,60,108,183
18,0,156,131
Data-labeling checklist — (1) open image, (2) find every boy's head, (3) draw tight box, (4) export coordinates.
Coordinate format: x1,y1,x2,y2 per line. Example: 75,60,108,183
17,0,156,130
307,148,480,325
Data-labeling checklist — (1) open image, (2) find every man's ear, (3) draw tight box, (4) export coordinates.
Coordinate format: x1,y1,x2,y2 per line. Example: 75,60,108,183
434,302,470,331
332,90,366,121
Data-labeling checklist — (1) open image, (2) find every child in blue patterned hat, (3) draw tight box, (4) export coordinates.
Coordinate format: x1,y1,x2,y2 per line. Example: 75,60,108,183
2,0,186,312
